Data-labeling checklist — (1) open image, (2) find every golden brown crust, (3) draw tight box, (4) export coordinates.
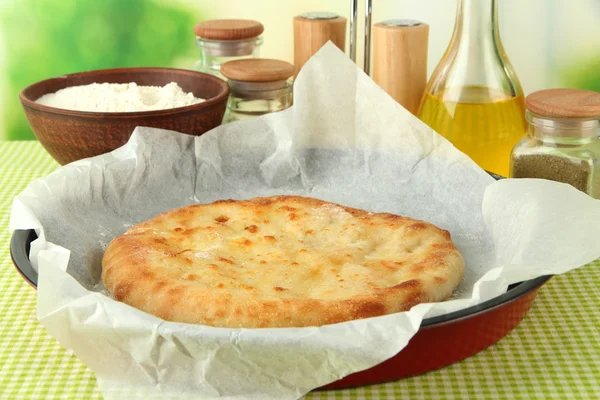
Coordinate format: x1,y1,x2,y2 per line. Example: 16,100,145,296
102,196,464,328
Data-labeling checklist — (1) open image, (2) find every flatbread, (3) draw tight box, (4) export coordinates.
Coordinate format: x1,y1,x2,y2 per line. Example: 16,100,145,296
102,196,464,328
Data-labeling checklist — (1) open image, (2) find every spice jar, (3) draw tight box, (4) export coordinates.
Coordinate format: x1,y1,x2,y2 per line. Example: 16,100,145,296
220,59,294,122
193,19,264,78
510,88,600,198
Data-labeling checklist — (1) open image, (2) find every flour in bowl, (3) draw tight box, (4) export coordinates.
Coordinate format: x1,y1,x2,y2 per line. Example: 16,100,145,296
35,82,205,112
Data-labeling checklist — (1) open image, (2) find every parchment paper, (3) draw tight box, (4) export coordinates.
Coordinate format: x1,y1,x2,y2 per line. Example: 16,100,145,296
9,43,600,400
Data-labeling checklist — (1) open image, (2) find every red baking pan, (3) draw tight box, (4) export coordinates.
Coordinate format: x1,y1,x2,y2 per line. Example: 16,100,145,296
10,228,550,390
321,273,549,389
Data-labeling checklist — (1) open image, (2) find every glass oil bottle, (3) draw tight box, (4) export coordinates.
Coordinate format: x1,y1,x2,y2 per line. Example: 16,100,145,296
418,0,526,176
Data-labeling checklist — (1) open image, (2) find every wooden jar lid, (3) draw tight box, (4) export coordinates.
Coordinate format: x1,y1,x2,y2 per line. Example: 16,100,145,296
221,59,294,82
194,19,264,40
526,88,600,118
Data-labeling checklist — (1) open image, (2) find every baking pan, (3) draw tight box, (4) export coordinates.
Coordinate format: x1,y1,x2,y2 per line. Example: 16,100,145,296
10,228,550,389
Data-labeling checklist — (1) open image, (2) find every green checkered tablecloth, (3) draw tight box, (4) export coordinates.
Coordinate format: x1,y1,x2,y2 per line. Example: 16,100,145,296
0,141,599,399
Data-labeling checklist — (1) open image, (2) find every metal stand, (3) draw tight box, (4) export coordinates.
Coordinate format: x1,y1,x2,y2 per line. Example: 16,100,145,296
349,0,358,62
348,0,373,75
364,0,372,74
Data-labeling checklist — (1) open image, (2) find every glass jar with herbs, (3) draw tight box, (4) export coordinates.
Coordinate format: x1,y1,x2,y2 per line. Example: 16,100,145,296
193,19,264,79
510,88,600,198
220,59,294,122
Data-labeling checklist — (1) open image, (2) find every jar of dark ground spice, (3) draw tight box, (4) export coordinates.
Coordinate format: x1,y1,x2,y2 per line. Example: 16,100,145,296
510,88,600,198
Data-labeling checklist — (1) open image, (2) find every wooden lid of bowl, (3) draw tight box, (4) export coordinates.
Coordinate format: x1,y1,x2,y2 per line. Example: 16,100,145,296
221,59,294,82
194,19,264,40
526,88,600,118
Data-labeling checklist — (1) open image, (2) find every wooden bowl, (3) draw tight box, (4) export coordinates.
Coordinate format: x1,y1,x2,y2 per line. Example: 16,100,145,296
19,68,230,165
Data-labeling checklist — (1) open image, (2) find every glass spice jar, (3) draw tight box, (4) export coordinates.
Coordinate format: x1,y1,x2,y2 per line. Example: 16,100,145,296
220,59,294,122
193,19,264,79
510,88,600,198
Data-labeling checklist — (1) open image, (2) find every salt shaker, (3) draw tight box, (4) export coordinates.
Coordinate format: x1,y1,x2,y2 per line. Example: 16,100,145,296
220,59,294,122
293,12,347,76
372,20,429,115
510,88,600,198
193,19,264,78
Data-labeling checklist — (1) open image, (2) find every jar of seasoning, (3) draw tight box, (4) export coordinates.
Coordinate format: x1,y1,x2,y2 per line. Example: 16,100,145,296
193,19,264,78
220,59,294,122
510,88,600,198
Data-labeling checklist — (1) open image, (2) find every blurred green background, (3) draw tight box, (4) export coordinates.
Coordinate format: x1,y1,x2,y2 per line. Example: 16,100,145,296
563,60,600,94
0,0,599,141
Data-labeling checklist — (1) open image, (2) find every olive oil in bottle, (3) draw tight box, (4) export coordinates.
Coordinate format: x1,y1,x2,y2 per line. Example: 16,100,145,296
418,0,526,176
419,87,526,176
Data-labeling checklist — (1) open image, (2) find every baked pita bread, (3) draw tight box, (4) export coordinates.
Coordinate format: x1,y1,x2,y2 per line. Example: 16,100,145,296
102,196,464,328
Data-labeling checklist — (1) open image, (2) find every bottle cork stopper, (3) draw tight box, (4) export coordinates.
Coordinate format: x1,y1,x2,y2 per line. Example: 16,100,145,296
372,20,429,115
221,59,294,82
194,19,264,40
526,88,600,118
293,13,347,76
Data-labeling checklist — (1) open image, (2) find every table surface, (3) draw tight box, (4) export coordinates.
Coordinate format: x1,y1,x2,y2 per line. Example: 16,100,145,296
0,141,599,400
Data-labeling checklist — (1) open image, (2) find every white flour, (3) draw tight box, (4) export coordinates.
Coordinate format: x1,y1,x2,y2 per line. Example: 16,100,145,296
35,82,205,112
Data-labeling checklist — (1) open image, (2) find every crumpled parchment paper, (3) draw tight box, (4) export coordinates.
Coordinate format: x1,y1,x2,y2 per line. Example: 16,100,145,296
10,43,600,400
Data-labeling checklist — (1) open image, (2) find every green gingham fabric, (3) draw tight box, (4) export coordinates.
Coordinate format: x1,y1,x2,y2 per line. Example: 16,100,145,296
0,141,598,399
